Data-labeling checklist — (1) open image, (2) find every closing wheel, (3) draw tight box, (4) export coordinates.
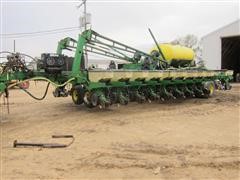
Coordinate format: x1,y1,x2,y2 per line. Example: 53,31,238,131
203,81,215,98
71,85,84,105
83,91,94,108
91,93,99,107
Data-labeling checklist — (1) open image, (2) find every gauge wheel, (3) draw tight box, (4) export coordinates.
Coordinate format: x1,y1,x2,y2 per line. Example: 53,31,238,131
71,85,84,105
83,91,94,108
203,81,215,98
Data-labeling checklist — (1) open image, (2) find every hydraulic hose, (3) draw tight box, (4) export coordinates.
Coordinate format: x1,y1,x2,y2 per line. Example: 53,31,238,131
18,82,50,101
0,51,37,62
6,77,75,90
0,77,75,98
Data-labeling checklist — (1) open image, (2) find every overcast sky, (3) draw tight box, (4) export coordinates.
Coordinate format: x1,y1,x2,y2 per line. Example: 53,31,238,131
0,0,239,58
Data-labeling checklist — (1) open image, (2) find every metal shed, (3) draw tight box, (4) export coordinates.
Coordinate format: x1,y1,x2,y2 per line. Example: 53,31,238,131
202,20,240,81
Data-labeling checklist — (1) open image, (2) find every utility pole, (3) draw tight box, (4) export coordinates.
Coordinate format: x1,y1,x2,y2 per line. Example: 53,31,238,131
83,0,87,31
13,40,16,52
77,0,88,68
77,0,87,31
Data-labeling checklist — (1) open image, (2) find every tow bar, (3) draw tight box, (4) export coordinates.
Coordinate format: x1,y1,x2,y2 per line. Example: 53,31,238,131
13,135,74,148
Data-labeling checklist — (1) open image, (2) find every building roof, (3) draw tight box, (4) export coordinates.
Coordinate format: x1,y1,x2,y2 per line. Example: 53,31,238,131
202,19,240,39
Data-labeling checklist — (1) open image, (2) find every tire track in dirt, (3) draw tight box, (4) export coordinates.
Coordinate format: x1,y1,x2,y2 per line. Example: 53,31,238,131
69,142,240,171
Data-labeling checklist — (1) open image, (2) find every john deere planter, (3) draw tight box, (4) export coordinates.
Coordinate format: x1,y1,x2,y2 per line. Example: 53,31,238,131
0,29,233,109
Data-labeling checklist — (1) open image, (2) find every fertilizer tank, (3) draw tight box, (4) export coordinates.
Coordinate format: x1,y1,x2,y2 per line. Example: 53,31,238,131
150,44,195,67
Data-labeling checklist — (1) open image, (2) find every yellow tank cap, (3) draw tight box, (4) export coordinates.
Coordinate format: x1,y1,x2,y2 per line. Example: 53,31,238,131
150,44,195,61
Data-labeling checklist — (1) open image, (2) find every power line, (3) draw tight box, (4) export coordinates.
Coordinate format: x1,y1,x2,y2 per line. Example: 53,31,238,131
0,26,80,37
1,28,80,39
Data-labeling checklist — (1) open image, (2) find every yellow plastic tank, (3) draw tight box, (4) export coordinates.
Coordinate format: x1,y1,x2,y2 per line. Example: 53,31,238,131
150,44,195,62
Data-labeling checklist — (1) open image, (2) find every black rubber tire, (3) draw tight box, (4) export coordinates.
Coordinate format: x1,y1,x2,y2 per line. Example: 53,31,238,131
90,93,99,107
83,91,94,108
235,73,240,82
225,82,232,90
71,85,84,105
84,101,94,108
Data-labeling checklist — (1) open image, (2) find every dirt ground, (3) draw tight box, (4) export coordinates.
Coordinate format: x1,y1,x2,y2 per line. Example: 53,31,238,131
0,82,239,179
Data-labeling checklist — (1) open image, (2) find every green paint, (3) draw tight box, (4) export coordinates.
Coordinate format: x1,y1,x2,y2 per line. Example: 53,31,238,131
0,29,233,106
